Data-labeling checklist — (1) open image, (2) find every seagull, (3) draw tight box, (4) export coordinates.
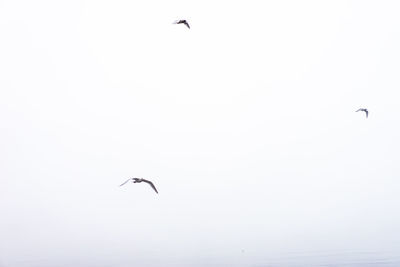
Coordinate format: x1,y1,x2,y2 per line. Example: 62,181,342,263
356,108,368,118
173,19,190,29
120,178,158,194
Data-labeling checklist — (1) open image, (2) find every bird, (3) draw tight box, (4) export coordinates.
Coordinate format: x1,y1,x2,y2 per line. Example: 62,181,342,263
120,178,159,194
356,108,369,118
173,19,190,29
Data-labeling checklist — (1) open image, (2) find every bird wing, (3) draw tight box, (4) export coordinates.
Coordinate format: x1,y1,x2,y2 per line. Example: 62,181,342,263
142,179,159,194
120,178,132,187
365,110,368,118
183,21,190,29
356,108,363,112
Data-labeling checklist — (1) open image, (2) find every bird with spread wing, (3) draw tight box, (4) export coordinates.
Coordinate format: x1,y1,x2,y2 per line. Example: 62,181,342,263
356,108,369,118
173,19,190,29
120,178,159,194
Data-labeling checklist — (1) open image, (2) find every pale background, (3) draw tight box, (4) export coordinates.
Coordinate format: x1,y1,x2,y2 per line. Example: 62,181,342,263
1,0,400,266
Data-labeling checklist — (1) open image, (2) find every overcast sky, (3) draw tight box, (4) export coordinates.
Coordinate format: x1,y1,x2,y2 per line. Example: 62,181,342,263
1,0,400,266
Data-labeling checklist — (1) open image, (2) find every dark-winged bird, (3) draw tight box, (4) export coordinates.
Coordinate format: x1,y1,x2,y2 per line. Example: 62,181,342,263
120,178,158,194
356,108,368,118
173,19,190,29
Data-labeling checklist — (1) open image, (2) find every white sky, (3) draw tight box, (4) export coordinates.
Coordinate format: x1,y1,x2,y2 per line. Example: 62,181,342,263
1,0,400,266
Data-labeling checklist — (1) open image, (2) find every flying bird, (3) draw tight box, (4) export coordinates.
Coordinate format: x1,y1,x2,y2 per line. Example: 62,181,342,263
356,108,368,118
173,19,190,29
120,178,158,194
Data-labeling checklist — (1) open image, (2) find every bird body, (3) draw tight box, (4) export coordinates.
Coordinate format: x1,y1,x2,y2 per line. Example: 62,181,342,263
356,108,369,118
120,178,158,194
173,19,190,29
